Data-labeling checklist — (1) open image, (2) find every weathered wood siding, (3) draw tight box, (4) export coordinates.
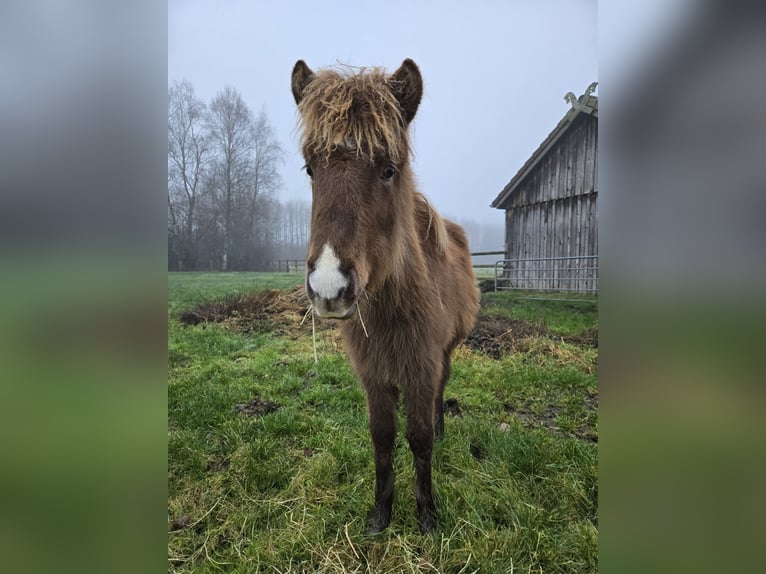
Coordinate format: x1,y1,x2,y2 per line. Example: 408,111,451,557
504,113,598,292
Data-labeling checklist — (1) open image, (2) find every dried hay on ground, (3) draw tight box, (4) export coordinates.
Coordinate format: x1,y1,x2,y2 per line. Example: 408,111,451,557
179,285,595,359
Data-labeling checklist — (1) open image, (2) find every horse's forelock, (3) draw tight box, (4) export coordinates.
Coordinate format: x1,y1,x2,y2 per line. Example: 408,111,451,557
297,67,409,164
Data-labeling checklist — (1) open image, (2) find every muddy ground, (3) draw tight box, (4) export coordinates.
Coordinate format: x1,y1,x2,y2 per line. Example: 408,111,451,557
180,286,311,331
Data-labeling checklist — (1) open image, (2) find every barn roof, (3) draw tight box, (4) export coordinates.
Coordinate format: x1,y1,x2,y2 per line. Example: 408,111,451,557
491,84,598,210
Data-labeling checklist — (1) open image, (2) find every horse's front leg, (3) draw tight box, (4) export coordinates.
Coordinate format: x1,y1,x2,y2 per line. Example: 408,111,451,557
404,384,437,533
365,384,398,534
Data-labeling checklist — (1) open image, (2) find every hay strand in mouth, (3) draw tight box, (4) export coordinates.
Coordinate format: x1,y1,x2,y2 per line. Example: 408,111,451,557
357,303,369,338
300,305,319,363
312,311,318,363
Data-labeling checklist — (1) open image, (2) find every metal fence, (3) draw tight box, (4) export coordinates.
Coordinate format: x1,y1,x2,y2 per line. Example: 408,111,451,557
270,253,598,295
494,255,598,294
268,259,306,273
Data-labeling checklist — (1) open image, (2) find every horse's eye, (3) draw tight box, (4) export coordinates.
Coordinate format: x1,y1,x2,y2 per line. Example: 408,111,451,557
304,165,314,178
382,164,397,180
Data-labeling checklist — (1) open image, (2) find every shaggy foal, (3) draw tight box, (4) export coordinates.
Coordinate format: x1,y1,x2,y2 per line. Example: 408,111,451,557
291,59,479,533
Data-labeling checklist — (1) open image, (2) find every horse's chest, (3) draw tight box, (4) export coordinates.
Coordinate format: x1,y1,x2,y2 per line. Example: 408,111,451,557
341,318,438,383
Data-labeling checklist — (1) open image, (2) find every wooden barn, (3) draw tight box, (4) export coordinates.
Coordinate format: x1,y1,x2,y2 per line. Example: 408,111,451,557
491,83,598,293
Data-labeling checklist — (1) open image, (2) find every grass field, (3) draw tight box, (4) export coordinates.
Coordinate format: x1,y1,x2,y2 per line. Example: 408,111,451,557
168,272,598,573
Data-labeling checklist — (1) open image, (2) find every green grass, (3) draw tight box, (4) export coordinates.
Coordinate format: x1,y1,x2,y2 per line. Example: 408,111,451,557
481,291,598,337
472,267,495,279
168,272,598,573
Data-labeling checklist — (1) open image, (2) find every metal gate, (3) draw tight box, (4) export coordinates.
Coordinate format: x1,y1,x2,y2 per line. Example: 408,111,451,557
494,256,598,294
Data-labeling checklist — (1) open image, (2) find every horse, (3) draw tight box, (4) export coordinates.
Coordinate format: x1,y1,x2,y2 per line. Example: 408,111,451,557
291,59,479,534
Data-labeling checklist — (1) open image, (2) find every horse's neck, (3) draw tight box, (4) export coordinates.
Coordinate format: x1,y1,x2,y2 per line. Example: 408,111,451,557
361,179,431,316
368,238,429,321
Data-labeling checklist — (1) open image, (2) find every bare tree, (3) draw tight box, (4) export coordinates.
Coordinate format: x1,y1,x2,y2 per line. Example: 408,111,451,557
205,89,284,270
273,199,311,260
166,82,284,271
168,80,209,270
207,86,255,270
247,110,283,265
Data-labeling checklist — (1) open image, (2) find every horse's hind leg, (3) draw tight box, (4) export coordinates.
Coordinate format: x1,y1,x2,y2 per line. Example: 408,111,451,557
365,384,398,534
434,351,452,441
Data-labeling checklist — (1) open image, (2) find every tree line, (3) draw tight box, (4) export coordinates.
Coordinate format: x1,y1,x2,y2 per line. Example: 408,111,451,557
168,80,311,271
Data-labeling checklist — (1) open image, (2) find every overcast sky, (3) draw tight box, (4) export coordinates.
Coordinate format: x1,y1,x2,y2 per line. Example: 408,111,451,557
168,0,597,225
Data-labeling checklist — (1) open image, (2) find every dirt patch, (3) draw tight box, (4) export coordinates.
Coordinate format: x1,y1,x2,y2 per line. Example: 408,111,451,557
234,397,280,417
443,398,463,418
563,326,599,348
463,315,551,359
504,401,598,442
505,402,562,429
469,442,485,460
180,285,343,342
180,285,312,331
169,514,192,531
206,457,231,472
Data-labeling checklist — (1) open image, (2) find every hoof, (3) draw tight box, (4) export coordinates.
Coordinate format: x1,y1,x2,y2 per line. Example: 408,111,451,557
418,513,436,534
366,524,386,535
366,508,390,535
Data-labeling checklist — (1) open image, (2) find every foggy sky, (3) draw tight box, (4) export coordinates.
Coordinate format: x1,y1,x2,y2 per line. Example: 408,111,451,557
168,0,597,225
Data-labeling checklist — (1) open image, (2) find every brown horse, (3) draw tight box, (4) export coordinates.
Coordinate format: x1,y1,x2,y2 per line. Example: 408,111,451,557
291,59,479,534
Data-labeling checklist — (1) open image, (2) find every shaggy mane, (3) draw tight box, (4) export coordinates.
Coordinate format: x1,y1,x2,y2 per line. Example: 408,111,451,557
415,193,448,253
296,66,408,164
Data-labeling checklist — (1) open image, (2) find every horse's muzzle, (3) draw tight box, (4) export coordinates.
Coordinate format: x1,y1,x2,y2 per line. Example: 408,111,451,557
305,247,359,319
311,297,357,319
306,281,358,319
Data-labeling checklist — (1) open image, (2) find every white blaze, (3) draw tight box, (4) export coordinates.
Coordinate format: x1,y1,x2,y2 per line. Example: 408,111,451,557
308,244,347,300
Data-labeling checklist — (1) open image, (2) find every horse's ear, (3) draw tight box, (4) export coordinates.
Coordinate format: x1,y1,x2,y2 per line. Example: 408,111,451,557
390,59,423,124
291,60,315,106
